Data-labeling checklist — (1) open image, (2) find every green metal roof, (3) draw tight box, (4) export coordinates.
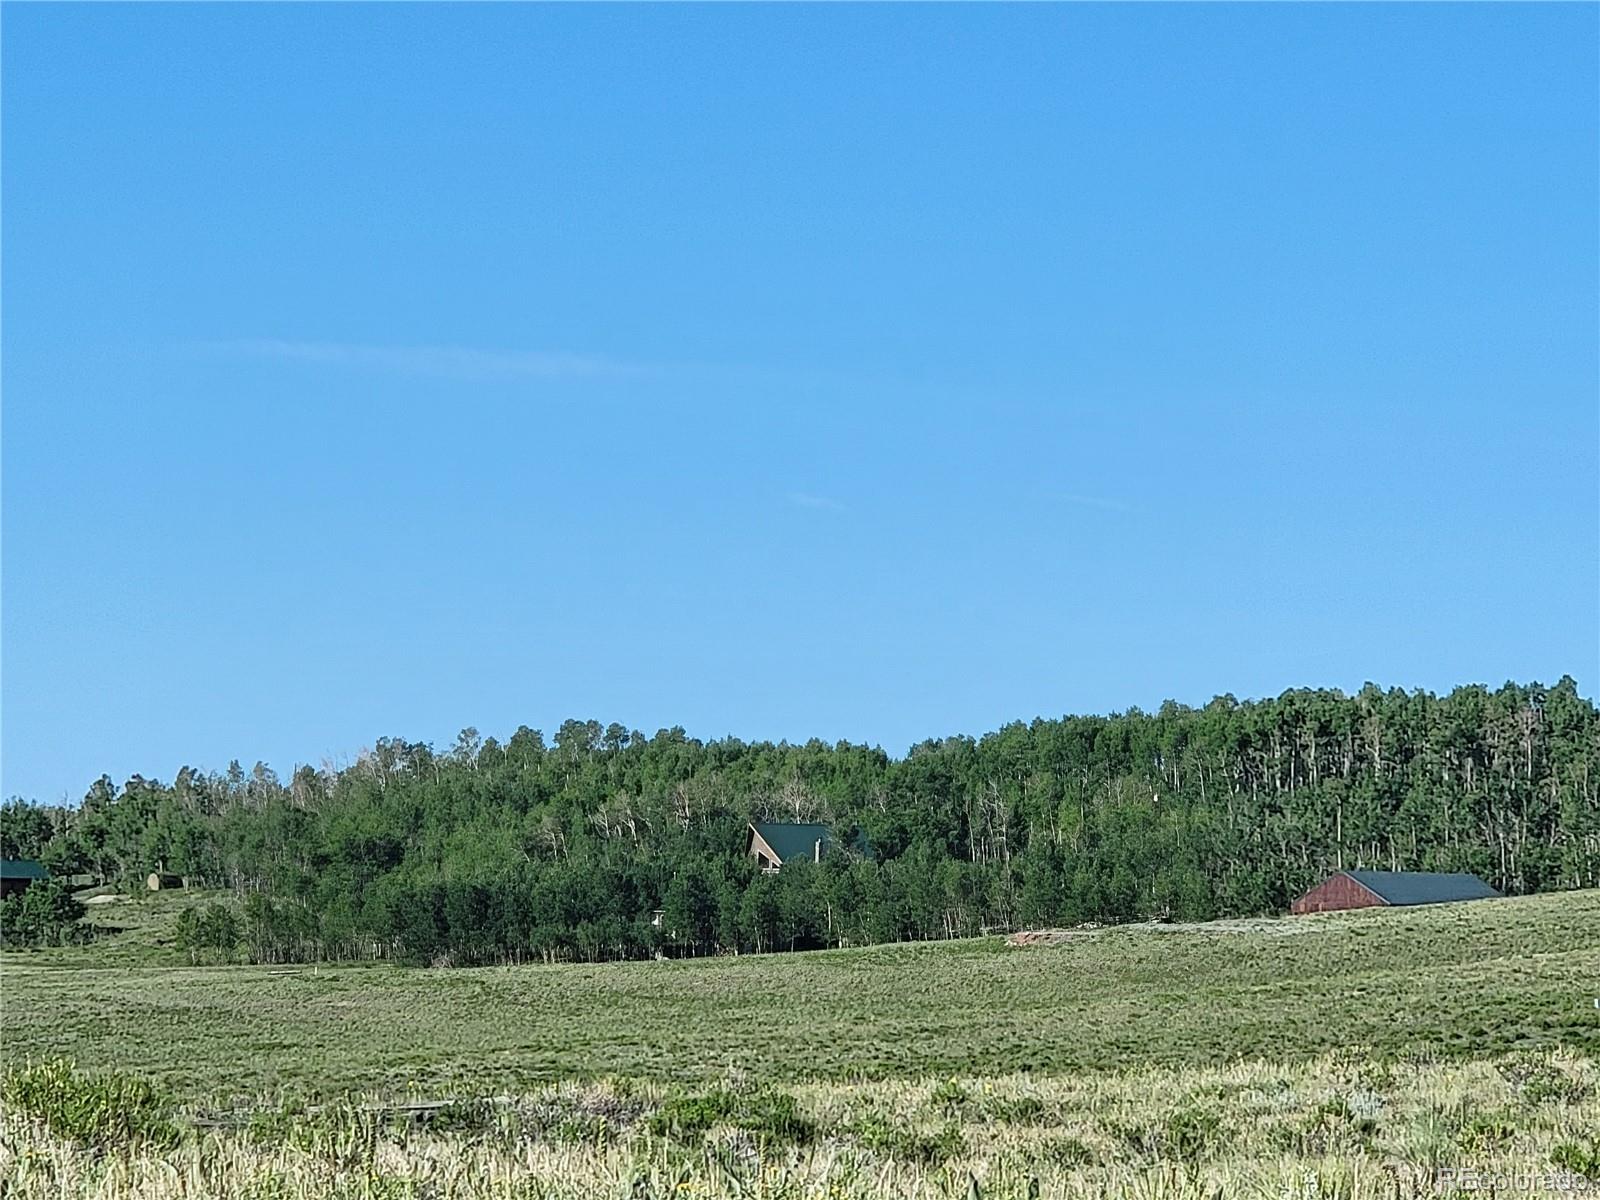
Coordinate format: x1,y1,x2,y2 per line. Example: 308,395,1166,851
0,859,48,881
750,822,834,863
1344,870,1499,906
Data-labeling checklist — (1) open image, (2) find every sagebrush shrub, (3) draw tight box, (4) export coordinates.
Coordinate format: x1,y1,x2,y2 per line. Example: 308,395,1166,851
2,1059,179,1149
853,1114,967,1165
1162,1106,1225,1163
1552,1138,1600,1182
647,1086,814,1146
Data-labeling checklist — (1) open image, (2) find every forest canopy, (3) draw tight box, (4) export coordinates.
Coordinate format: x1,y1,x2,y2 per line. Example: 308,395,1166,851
2,680,1594,964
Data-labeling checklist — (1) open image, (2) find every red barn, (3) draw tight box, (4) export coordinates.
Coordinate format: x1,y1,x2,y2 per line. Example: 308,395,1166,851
1290,870,1499,915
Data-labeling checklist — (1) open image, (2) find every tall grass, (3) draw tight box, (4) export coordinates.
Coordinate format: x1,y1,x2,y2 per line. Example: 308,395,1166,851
2,1053,1594,1199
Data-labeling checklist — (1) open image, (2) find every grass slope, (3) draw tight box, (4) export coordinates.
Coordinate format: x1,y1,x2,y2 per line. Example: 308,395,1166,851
3,890,1596,1103
5,1054,1599,1198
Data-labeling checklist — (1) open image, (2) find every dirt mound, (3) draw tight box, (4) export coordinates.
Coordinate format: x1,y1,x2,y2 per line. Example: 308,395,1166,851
1006,926,1098,947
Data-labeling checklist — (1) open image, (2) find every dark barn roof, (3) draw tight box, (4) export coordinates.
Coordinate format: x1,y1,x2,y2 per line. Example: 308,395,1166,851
750,822,834,863
0,859,48,881
1343,870,1499,906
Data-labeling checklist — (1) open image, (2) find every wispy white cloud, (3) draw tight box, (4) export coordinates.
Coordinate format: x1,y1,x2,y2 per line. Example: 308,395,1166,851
201,339,647,381
787,492,847,512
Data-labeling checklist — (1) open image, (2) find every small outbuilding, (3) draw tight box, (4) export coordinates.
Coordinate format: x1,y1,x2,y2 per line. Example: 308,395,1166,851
146,872,184,892
0,859,48,900
1291,870,1500,915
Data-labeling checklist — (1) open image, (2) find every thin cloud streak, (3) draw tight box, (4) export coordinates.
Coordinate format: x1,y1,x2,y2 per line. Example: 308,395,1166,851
201,339,649,381
787,492,847,512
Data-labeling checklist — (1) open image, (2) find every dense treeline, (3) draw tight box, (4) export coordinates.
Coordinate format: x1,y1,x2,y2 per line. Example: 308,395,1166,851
2,680,1596,964
0,881,85,949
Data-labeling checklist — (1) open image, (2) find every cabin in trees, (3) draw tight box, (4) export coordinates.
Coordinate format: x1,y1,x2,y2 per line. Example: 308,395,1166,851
1290,870,1499,915
746,822,836,873
0,859,48,900
745,821,873,872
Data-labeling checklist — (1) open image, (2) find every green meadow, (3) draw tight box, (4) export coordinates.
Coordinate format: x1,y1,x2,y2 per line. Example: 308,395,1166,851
2,889,1597,1197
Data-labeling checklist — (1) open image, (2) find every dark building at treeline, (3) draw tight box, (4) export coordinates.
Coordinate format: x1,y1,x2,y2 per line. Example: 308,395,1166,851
1290,870,1500,915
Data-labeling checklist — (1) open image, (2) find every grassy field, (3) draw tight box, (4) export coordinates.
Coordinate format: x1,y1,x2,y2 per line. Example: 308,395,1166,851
2,890,1597,1196
4,889,1597,1101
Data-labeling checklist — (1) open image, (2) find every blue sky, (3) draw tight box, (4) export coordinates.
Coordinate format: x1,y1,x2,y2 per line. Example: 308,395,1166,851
3,4,1596,803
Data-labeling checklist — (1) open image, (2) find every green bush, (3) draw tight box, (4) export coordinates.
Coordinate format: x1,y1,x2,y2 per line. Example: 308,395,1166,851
1552,1138,1600,1183
853,1114,967,1165
0,881,85,948
647,1088,737,1139
244,1102,303,1145
1317,1096,1379,1136
1456,1111,1518,1154
175,901,241,961
1289,1096,1380,1154
983,1094,1048,1124
737,1089,815,1145
2,1059,179,1148
425,1099,497,1136
646,1086,813,1146
1512,1061,1590,1106
1163,1106,1226,1163
1035,1134,1096,1168
929,1078,970,1117
552,1114,613,1143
